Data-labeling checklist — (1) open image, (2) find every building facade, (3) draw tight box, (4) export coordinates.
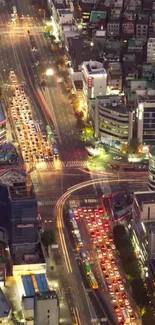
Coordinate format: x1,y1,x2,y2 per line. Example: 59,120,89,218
147,38,155,63
34,291,59,325
82,61,107,102
148,146,155,191
136,90,155,145
0,101,6,143
89,95,133,147
0,170,39,254
132,191,155,264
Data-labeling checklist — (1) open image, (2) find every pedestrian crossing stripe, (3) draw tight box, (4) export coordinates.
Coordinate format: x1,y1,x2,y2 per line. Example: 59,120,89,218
38,200,57,206
36,160,88,170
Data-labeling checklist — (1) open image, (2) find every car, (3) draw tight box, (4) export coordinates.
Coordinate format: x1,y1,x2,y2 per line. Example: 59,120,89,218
119,284,124,291
125,299,129,306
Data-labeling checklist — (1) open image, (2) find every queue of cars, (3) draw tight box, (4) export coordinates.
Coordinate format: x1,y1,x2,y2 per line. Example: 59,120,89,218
9,71,53,168
73,206,136,325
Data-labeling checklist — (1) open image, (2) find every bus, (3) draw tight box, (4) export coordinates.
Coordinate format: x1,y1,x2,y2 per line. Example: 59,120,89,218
88,272,98,289
80,248,87,260
84,260,92,274
122,309,130,324
12,6,17,14
46,125,52,135
75,232,83,247
71,219,78,231
68,208,75,221
52,143,59,157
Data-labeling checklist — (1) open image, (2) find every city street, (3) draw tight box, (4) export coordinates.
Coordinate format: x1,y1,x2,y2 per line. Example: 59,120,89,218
0,1,149,325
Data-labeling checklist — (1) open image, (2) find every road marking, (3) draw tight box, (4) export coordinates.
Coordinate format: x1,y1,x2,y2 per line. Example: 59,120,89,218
38,200,57,206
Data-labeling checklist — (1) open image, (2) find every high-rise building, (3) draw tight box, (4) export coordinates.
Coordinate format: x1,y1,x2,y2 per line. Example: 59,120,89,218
0,101,6,143
89,95,133,147
82,61,107,102
136,90,155,145
148,146,155,190
132,191,155,264
0,169,39,254
34,291,59,325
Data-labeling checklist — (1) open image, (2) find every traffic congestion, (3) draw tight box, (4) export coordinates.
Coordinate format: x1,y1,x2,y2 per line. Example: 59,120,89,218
69,205,136,325
9,71,57,170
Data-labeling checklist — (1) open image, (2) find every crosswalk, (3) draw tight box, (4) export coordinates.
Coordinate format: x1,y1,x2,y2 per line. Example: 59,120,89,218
35,160,88,170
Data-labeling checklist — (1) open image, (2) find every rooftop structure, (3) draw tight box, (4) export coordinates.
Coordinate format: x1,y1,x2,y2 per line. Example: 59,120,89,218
0,169,35,200
22,274,49,297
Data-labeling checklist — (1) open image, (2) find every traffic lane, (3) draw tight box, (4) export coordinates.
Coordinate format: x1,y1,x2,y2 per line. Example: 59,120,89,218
60,214,92,324
31,34,80,139
0,35,18,80
14,35,49,127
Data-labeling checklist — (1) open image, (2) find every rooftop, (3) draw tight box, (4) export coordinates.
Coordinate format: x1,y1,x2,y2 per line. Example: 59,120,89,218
0,288,11,318
90,11,106,23
134,191,155,210
35,290,58,301
0,169,35,200
83,60,106,75
97,95,130,114
22,297,34,310
67,37,97,70
22,274,49,297
0,101,6,124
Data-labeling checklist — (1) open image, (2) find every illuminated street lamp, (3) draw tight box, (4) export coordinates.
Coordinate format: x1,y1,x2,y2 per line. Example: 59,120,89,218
45,68,54,76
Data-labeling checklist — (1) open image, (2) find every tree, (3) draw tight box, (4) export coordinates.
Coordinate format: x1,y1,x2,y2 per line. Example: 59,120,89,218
127,138,141,154
131,278,149,307
81,126,94,142
113,224,128,250
41,230,55,247
142,307,155,325
124,260,140,279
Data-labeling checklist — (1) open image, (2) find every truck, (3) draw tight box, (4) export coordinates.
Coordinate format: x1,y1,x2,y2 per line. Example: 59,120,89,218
12,6,17,14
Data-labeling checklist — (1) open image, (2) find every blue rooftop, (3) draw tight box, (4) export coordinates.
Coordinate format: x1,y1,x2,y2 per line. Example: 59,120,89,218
0,101,6,124
22,274,49,297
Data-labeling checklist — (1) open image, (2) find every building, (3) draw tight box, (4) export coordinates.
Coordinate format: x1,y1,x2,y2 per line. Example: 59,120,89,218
148,146,155,191
0,288,11,323
0,101,6,143
136,90,155,146
106,9,121,38
0,169,39,255
66,36,98,86
147,38,155,63
135,12,149,38
89,95,133,148
78,0,97,29
82,61,107,102
22,296,34,322
107,62,122,94
34,291,59,325
132,191,155,264
122,11,135,39
89,10,107,32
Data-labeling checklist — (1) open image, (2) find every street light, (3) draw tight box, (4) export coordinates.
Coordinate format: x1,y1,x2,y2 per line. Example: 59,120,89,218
45,68,54,76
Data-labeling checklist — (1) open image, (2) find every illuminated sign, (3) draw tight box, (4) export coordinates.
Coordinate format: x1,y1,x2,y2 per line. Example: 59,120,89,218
88,77,92,88
17,224,34,228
